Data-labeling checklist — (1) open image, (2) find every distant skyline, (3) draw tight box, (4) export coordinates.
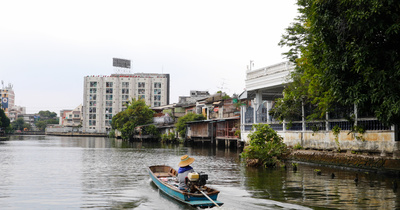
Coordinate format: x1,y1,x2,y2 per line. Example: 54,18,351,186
0,0,298,115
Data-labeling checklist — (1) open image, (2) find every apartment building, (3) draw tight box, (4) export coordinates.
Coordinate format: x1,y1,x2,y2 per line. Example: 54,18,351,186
60,104,83,127
82,73,170,133
8,105,26,122
1,83,16,119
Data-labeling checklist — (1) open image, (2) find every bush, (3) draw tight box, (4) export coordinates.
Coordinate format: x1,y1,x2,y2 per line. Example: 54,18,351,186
160,131,176,143
241,124,287,167
108,129,116,138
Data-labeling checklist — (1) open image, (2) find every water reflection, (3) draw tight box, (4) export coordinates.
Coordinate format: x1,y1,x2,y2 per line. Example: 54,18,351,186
243,163,400,209
0,136,399,209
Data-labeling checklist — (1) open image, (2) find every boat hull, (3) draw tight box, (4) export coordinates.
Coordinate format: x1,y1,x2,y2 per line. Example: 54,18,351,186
149,165,223,208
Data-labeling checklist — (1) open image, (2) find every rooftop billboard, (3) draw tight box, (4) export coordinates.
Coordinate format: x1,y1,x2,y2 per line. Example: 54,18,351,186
113,58,131,68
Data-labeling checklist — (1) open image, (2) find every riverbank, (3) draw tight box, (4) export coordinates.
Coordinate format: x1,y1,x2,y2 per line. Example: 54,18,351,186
46,132,107,137
290,149,400,175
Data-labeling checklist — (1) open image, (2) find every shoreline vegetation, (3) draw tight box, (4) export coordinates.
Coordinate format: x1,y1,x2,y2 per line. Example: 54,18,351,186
240,123,400,175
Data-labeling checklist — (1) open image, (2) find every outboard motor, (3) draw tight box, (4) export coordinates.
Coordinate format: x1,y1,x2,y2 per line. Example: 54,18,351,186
186,172,208,192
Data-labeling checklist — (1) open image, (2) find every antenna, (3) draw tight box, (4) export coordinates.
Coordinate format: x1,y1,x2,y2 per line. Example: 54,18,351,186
247,60,254,71
217,78,230,92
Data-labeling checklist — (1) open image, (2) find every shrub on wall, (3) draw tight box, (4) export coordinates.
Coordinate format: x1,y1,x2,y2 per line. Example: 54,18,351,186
241,124,288,167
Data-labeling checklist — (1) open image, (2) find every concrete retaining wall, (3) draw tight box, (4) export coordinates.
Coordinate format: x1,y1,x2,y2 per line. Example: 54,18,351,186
280,130,397,154
242,129,398,154
290,150,400,173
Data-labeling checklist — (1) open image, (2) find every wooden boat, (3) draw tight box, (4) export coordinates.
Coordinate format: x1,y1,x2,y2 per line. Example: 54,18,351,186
148,165,223,208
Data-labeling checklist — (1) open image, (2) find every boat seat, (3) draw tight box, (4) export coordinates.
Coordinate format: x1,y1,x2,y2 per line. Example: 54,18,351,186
155,172,171,177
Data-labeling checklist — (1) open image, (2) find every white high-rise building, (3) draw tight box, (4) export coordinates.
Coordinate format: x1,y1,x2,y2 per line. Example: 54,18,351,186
82,73,170,133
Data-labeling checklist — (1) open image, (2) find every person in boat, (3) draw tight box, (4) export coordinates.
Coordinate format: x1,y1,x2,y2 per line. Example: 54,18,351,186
177,154,195,190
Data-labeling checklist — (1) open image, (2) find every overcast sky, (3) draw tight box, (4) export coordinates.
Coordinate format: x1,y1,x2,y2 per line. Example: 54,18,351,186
0,0,298,114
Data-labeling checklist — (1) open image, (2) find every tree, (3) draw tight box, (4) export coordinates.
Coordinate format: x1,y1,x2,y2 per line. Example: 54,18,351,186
175,113,206,138
38,110,57,119
34,111,59,131
0,109,10,130
35,121,47,131
111,98,154,140
11,117,26,131
276,0,400,126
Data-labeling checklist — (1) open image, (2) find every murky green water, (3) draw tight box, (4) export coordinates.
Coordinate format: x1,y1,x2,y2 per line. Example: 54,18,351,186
0,135,399,209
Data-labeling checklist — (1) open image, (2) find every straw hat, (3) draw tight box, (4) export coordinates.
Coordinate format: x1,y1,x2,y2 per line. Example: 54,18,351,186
179,155,195,167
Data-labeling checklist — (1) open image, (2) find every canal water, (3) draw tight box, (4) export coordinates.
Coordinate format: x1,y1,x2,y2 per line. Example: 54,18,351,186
1,136,399,209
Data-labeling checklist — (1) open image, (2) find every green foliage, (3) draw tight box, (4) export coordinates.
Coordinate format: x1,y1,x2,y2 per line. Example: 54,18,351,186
108,129,116,138
38,110,57,119
241,124,287,167
234,129,241,138
293,142,303,150
11,117,30,131
11,117,24,130
111,98,155,140
34,111,59,131
143,124,160,138
216,91,231,100
175,113,205,138
0,109,10,129
332,125,341,152
160,131,176,143
353,126,366,141
345,114,366,141
269,94,302,123
278,0,400,126
35,121,47,131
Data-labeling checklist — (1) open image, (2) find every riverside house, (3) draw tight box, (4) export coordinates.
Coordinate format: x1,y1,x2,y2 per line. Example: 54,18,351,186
239,61,398,157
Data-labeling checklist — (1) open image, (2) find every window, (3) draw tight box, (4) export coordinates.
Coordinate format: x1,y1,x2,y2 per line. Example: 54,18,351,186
139,95,145,100
138,82,145,88
105,114,113,119
106,88,113,94
154,102,161,107
154,95,161,101
89,120,96,126
138,89,145,94
90,88,97,94
90,82,97,87
105,107,112,113
154,89,161,95
106,95,113,100
122,89,129,94
106,82,113,87
122,82,129,87
122,95,129,100
89,94,96,100
106,101,113,106
105,120,112,126
154,82,161,88
89,101,96,106
89,114,96,119
89,107,96,113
